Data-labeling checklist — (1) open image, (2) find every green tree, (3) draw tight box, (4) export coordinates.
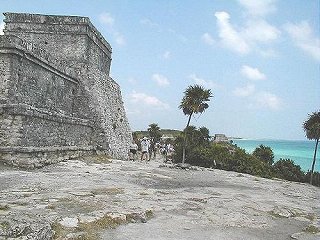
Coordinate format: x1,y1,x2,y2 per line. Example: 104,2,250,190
179,85,212,164
199,127,210,142
273,159,305,182
303,111,320,184
147,123,162,142
252,145,274,165
173,126,210,164
132,132,138,142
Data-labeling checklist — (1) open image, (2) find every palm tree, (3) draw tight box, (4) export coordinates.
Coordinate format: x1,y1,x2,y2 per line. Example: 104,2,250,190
179,85,212,164
303,111,320,184
147,123,162,142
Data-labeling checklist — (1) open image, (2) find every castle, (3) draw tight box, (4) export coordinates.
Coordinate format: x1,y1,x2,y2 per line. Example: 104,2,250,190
0,13,132,168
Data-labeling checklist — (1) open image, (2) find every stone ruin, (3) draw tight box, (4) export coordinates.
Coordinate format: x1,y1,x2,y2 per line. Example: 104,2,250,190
0,12,132,168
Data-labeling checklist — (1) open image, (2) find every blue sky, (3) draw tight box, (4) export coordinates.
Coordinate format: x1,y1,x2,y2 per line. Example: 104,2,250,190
1,0,319,140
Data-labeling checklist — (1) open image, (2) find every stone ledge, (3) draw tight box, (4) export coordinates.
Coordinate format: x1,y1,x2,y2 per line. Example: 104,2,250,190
0,103,92,127
0,35,79,81
3,12,112,57
0,145,95,153
0,147,97,169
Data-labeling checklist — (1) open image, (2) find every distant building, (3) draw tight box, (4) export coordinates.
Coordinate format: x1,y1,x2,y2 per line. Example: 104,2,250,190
213,134,229,143
161,134,175,141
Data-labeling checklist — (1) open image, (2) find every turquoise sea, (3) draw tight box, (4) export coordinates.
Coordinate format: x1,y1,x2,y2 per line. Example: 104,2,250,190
232,139,319,172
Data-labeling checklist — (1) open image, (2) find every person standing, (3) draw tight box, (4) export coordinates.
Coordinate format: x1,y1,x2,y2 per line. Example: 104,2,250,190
149,138,156,160
129,140,138,161
165,143,175,162
140,137,149,161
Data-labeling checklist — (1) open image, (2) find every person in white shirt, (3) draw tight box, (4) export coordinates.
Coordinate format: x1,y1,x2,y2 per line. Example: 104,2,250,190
140,137,150,161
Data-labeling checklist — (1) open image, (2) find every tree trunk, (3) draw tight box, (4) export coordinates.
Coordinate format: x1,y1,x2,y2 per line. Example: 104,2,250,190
310,138,319,185
182,114,192,164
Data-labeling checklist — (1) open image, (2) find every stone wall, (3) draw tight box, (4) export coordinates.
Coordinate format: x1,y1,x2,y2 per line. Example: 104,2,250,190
0,13,132,167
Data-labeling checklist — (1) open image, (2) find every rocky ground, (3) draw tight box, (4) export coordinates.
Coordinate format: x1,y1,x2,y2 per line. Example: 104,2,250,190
0,155,319,240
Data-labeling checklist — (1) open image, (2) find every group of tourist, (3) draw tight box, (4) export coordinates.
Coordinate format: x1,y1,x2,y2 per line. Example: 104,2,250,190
128,137,175,162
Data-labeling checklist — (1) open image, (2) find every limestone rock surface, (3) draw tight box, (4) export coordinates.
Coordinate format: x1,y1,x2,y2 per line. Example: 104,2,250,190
0,156,319,239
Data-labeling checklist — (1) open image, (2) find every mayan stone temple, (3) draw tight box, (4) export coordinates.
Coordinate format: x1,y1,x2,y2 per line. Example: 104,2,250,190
0,13,132,168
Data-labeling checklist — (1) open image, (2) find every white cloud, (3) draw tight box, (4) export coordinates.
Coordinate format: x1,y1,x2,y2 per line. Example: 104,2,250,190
162,51,171,59
189,74,217,89
284,21,320,61
140,18,160,29
255,91,282,110
128,77,137,84
141,18,187,42
152,73,170,87
99,12,126,46
201,33,215,45
213,4,280,55
99,12,114,27
124,106,142,116
233,83,282,110
259,48,278,58
238,0,277,17
114,32,126,46
0,22,4,35
233,84,255,97
215,11,250,54
129,91,169,109
241,65,266,80
243,20,280,43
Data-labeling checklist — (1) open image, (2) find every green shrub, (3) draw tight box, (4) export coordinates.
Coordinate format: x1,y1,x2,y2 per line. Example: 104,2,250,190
252,145,274,165
273,158,305,182
305,171,320,187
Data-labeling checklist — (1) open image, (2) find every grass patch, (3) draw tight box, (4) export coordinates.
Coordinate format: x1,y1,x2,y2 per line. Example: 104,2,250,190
145,209,154,219
268,210,288,218
45,204,56,210
91,187,124,196
139,192,149,196
0,221,10,230
0,204,10,211
52,210,154,239
81,154,112,165
94,154,112,163
304,225,320,234
303,213,316,221
49,198,101,216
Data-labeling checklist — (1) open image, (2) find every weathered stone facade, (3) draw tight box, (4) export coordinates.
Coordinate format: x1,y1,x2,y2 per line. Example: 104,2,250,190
0,13,132,168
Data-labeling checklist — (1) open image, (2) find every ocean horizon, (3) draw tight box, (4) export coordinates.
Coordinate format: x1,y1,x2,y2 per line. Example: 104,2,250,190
232,139,319,172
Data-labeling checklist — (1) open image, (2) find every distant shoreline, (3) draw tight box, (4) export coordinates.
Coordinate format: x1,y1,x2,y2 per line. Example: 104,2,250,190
230,138,309,141
232,139,319,172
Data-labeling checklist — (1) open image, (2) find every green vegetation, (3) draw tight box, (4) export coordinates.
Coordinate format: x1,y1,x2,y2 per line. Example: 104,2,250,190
253,145,274,165
305,171,320,187
0,204,9,211
52,210,154,239
303,111,320,184
273,159,305,182
147,123,162,142
133,129,182,139
174,126,273,178
179,85,213,164
172,126,319,186
304,225,320,234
